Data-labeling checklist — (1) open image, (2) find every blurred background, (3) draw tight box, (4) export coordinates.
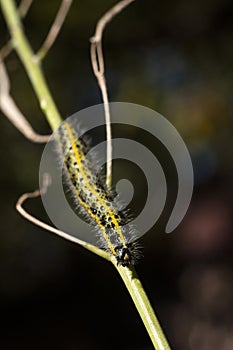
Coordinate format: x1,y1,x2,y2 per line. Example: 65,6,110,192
0,0,233,349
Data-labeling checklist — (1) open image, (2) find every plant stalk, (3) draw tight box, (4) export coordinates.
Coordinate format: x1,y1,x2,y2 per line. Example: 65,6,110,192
0,0,62,131
0,1,172,348
115,263,171,349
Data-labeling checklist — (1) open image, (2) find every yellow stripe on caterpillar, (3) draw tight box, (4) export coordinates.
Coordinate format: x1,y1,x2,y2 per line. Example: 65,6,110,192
56,121,140,266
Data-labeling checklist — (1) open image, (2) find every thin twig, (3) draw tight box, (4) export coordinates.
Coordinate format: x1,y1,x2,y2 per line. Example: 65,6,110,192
0,59,50,143
35,0,73,61
18,0,33,17
0,0,34,59
0,42,12,60
16,173,111,261
0,0,62,131
0,0,69,141
90,0,135,189
91,0,135,43
16,173,86,247
0,0,49,143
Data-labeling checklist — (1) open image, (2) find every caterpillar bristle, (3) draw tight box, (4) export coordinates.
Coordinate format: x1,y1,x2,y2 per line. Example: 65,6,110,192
55,121,141,266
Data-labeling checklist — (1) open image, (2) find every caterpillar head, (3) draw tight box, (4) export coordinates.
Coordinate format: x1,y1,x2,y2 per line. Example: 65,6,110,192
114,243,140,266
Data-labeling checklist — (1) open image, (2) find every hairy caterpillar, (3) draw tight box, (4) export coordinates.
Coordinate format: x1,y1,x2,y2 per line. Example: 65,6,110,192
56,121,140,266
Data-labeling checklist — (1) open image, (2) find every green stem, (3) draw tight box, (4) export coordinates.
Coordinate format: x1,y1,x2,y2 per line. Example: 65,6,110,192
115,263,171,350
0,1,172,348
0,0,62,131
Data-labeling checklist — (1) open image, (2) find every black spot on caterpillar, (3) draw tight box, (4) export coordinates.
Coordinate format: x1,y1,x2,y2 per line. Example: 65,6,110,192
56,122,141,266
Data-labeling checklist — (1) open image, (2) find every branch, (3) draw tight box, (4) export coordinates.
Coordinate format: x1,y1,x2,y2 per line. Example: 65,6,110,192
18,0,33,17
0,0,62,131
16,175,171,350
0,58,50,143
116,265,171,350
16,173,111,262
90,0,135,189
1,2,172,348
0,0,72,141
0,0,33,59
35,0,73,61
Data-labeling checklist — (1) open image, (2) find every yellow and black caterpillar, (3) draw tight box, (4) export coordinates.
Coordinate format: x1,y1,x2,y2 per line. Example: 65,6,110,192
56,122,140,266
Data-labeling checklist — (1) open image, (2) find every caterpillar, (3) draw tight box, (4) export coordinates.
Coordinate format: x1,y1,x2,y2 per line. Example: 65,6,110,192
56,121,140,266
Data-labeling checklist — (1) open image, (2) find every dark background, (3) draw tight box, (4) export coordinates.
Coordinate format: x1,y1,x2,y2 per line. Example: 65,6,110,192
0,0,233,349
